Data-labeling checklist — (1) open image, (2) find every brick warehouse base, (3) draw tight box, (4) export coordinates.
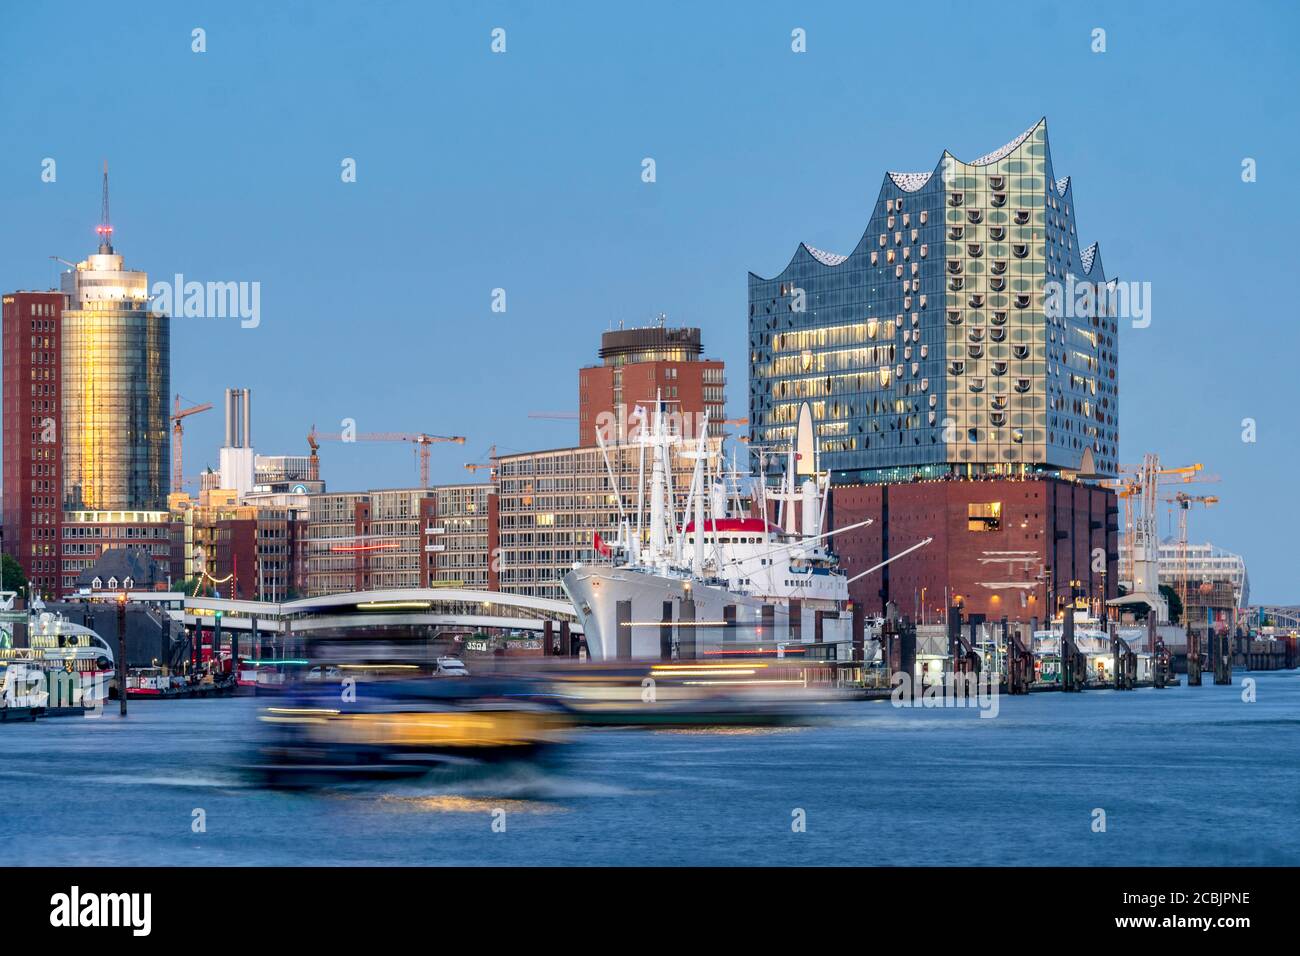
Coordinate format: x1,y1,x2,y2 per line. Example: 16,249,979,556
829,476,1118,622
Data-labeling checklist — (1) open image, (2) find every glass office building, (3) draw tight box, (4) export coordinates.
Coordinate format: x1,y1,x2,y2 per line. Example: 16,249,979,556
61,246,170,511
749,119,1118,482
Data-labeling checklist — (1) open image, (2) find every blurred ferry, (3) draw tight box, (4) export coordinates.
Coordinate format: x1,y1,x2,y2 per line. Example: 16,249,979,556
246,673,569,788
563,401,909,661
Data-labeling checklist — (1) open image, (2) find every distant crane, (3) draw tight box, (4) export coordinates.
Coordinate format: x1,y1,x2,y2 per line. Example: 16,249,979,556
464,444,498,479
1164,492,1220,627
309,426,466,487
171,396,213,492
1104,456,1218,622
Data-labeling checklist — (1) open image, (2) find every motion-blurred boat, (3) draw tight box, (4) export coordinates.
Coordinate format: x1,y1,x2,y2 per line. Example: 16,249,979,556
245,674,570,788
548,659,851,728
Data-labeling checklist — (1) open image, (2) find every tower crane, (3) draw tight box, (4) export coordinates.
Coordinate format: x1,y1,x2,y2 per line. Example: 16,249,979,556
464,444,498,479
1163,492,1220,628
1103,455,1217,622
171,395,213,492
308,426,466,487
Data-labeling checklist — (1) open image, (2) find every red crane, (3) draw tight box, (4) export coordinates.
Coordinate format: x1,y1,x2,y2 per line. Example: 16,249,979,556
172,395,213,492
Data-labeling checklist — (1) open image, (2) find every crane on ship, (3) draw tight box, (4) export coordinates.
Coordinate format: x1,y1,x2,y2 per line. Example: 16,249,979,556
308,426,466,487
171,395,213,492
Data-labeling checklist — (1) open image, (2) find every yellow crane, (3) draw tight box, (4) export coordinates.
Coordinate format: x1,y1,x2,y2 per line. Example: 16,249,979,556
1104,458,1218,587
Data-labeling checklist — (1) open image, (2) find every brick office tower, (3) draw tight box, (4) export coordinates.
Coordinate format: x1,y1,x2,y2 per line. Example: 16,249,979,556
829,478,1117,622
578,321,726,445
2,291,65,598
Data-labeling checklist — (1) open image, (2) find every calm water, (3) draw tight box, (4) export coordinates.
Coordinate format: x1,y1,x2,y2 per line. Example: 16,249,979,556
2,671,1298,866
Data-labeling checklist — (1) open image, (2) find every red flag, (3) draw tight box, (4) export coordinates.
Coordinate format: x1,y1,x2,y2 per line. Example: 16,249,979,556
594,532,612,557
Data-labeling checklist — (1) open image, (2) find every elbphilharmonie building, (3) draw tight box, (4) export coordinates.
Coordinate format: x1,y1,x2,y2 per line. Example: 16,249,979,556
748,119,1118,483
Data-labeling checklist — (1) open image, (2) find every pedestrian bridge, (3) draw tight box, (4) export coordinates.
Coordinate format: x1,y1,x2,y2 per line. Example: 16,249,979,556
131,588,582,637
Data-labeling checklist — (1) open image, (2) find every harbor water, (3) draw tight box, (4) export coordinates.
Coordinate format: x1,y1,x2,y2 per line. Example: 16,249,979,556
2,671,1297,866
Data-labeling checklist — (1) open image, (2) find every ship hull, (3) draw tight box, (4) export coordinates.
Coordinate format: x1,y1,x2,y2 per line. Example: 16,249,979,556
562,564,849,661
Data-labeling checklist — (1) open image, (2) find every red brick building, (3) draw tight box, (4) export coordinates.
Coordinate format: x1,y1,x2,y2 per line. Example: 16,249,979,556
578,323,725,445
829,476,1117,622
2,290,65,598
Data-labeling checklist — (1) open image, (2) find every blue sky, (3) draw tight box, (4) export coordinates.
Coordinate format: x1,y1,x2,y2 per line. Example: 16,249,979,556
1,0,1296,601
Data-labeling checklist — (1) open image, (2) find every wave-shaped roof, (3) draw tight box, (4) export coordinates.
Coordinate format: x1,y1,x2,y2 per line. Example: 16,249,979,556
803,243,847,266
967,121,1040,166
1080,242,1099,274
886,119,1046,187
886,171,933,193
754,119,1106,283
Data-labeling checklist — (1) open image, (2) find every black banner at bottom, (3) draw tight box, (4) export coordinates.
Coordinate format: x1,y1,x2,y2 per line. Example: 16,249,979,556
0,866,1280,941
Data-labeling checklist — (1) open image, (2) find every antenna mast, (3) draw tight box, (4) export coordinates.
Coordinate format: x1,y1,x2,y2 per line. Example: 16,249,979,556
97,160,114,254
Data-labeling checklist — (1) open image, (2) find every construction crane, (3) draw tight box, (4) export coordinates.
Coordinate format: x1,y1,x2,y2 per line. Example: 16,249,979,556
171,395,213,491
464,444,498,479
309,426,466,487
1164,492,1220,628
1104,455,1218,622
306,427,320,480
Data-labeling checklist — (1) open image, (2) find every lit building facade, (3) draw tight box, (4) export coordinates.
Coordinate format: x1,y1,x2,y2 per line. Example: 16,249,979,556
60,227,169,510
304,492,370,595
254,454,323,494
170,494,304,601
2,290,65,598
59,509,174,595
579,323,726,445
829,476,1118,621
1119,539,1251,611
749,119,1118,483
420,484,493,590
495,443,712,601
303,485,494,596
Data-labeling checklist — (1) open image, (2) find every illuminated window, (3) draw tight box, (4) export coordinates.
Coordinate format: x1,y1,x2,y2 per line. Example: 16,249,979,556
968,502,1002,532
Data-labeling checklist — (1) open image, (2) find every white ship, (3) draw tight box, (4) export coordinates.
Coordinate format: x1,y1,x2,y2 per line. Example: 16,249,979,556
0,606,116,708
563,400,916,661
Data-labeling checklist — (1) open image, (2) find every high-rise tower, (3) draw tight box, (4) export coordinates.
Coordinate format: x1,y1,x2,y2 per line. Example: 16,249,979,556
2,290,65,598
60,164,170,510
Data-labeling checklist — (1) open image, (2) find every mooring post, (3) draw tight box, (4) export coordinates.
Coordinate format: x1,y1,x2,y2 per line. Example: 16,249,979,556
1061,610,1079,692
116,592,128,717
679,593,697,661
1213,630,1232,685
851,602,864,664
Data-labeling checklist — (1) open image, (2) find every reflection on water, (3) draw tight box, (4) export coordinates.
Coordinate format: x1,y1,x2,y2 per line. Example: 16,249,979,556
654,725,810,737
376,795,562,815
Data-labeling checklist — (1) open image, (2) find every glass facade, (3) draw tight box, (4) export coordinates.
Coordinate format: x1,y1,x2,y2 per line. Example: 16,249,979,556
749,119,1118,482
61,252,170,511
